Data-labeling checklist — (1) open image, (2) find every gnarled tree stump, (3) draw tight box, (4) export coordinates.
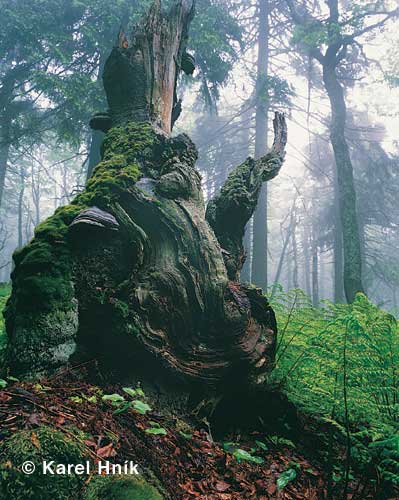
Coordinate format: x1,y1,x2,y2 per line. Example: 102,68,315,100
4,0,286,413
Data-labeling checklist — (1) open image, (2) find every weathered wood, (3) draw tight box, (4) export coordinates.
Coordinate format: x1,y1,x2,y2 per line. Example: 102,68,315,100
5,1,286,413
206,113,287,281
92,0,195,134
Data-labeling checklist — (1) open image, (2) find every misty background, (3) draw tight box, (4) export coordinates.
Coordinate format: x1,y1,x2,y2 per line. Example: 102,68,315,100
1,0,399,310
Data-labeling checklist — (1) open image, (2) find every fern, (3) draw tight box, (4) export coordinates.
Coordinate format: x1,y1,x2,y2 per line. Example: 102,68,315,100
269,288,399,486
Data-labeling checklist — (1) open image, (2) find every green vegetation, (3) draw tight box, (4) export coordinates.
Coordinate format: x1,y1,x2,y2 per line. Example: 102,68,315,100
0,284,10,367
0,426,89,500
271,287,399,487
4,123,158,375
84,475,163,500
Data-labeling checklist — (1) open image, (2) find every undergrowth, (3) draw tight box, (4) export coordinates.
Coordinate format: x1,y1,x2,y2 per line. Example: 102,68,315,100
0,284,10,367
270,286,399,493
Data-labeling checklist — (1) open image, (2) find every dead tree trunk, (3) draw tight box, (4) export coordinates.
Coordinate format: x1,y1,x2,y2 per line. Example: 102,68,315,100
5,0,286,414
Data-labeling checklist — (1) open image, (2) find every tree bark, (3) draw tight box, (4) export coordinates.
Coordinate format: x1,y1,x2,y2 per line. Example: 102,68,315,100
302,224,312,297
251,0,270,290
5,1,287,416
333,173,345,302
17,168,25,249
91,0,195,135
271,203,295,297
0,120,11,209
291,212,299,289
322,58,364,303
312,229,319,308
86,50,108,181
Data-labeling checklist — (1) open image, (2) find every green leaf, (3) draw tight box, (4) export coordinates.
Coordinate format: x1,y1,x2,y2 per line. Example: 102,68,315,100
132,400,151,415
145,427,167,436
255,440,268,451
70,396,83,403
223,442,237,453
122,387,138,398
233,448,264,464
102,393,125,403
0,379,7,388
113,402,132,415
277,468,297,490
179,431,192,439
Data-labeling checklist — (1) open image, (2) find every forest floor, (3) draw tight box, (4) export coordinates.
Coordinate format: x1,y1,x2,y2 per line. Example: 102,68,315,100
0,367,385,500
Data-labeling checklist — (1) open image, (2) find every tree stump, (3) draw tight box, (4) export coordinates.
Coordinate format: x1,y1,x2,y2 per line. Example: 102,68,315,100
4,0,287,415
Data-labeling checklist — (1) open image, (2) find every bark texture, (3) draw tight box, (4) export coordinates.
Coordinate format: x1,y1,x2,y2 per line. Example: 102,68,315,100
5,1,286,410
91,0,195,135
323,60,364,303
251,0,270,290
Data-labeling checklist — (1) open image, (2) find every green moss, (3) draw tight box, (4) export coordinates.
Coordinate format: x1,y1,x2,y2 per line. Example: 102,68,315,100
0,426,89,500
84,475,163,500
5,122,160,374
102,122,155,164
7,123,155,319
0,285,10,369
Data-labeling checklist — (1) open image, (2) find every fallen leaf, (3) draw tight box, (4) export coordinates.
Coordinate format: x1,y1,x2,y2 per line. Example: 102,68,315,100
215,480,230,492
97,442,116,458
55,416,66,426
31,431,40,449
0,392,11,402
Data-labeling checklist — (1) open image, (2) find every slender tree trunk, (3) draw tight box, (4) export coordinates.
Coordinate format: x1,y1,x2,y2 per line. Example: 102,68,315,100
0,121,11,209
312,230,319,308
291,215,299,289
333,174,345,302
322,60,364,303
302,224,312,297
252,0,269,289
241,106,255,283
17,169,25,249
271,211,294,297
86,51,108,181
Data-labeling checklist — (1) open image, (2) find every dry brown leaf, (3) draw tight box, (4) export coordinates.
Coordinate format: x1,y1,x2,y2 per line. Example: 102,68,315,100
215,480,230,492
96,442,116,458
31,431,40,449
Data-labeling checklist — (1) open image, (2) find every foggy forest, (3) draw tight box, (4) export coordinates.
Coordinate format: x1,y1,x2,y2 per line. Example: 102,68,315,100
1,0,399,499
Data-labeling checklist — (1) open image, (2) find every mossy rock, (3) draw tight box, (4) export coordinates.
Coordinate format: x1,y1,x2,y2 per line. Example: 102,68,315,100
84,475,163,500
0,425,89,500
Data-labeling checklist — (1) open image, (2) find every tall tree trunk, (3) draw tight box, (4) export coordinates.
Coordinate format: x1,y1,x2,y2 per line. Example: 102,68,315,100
17,169,25,249
302,224,312,297
271,205,295,297
291,214,299,289
0,120,11,209
322,59,364,303
241,106,255,283
86,50,108,181
312,230,319,308
252,0,269,289
333,173,345,302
